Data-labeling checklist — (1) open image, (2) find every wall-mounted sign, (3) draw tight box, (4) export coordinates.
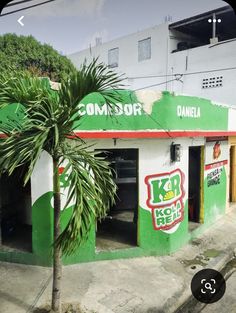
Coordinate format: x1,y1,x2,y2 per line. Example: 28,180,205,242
206,136,227,142
177,105,201,118
205,140,228,166
205,160,227,188
78,103,143,116
206,167,223,187
145,169,185,230
57,166,73,210
59,166,69,188
213,141,221,159
71,90,228,131
204,137,228,190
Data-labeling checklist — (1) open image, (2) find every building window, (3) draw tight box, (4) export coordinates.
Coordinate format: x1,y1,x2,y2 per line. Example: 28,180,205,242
202,76,223,89
138,37,151,61
108,48,119,68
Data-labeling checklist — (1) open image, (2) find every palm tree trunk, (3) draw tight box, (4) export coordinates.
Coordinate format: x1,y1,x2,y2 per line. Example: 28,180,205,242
52,157,62,313
0,178,2,246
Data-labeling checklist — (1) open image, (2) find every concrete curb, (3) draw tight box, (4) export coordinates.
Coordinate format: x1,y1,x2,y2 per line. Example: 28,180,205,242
166,244,236,313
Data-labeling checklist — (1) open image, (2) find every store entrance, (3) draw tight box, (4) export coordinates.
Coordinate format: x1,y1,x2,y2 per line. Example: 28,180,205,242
0,166,32,252
188,146,202,231
96,149,138,251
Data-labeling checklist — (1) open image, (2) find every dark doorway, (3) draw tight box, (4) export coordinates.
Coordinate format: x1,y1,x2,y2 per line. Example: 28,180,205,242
188,146,201,230
96,149,138,251
0,166,32,252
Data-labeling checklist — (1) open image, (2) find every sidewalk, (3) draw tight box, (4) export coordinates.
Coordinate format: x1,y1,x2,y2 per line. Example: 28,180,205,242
1,207,236,313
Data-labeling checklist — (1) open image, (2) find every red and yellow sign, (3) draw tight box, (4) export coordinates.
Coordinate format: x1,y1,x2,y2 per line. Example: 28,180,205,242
145,169,185,230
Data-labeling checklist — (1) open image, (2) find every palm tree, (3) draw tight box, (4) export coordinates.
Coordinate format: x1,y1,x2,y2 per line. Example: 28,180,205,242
0,60,123,313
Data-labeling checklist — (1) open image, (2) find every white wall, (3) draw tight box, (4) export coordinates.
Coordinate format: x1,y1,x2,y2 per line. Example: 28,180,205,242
69,24,170,91
31,151,53,205
88,137,205,232
229,107,236,131
90,137,204,207
169,39,236,106
69,24,236,106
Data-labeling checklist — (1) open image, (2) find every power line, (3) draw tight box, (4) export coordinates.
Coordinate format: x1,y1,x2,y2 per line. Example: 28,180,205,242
125,65,236,137
134,77,181,91
125,65,235,136
121,65,231,136
0,0,57,16
127,66,236,80
125,77,181,138
5,0,36,8
108,78,177,139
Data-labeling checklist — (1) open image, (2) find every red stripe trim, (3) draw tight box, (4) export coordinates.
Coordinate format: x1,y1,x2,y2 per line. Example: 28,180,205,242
73,131,236,139
1,131,236,139
205,160,228,170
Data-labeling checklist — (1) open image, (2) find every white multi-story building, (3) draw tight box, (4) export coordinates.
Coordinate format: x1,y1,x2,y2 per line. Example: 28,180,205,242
69,5,236,105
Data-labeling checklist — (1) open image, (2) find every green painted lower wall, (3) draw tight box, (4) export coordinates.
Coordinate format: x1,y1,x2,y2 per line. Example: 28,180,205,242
61,206,95,265
138,202,189,255
61,203,191,265
0,155,228,267
32,192,54,261
203,167,227,225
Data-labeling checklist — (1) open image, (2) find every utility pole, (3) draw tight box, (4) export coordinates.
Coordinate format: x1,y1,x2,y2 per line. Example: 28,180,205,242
212,13,216,39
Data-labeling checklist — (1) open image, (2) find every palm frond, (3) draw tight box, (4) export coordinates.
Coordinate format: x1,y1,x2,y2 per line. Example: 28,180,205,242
0,128,49,184
55,142,117,255
0,70,57,109
59,58,125,122
0,59,124,257
0,89,61,181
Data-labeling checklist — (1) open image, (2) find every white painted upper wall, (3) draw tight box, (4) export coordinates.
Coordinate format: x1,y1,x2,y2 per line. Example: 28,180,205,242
68,22,236,106
89,137,192,212
69,23,170,89
228,107,236,131
169,39,236,106
31,151,53,205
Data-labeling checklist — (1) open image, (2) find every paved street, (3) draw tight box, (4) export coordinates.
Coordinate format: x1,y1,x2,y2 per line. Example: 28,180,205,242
1,207,236,313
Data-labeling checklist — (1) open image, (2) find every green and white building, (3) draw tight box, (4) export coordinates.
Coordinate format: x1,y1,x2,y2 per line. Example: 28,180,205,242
0,89,236,266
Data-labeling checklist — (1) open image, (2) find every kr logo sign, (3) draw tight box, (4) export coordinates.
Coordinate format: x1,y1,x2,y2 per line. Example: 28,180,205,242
59,166,69,188
145,169,185,231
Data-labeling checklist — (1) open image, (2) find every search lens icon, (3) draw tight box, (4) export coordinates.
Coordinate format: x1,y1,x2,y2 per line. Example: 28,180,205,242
191,269,226,303
205,282,212,290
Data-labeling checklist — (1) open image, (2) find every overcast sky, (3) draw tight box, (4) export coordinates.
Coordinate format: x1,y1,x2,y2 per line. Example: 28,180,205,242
0,0,229,55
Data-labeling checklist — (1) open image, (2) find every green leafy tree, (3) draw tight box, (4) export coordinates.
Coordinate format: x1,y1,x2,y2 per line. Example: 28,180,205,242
0,60,123,313
0,33,76,81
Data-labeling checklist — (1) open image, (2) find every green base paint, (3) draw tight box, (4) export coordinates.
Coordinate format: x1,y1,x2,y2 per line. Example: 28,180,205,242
204,166,227,224
0,139,229,266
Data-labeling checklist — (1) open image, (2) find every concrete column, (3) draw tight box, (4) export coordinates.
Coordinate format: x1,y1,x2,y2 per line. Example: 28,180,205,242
230,146,236,202
212,13,216,39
